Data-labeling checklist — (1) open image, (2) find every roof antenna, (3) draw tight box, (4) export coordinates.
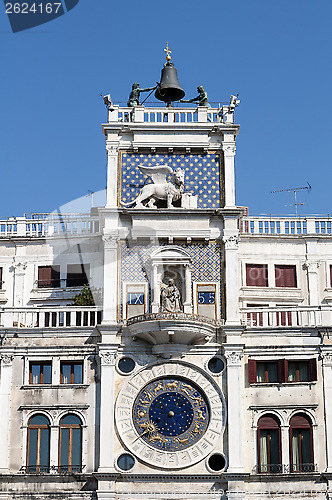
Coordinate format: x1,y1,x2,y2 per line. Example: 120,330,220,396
271,182,311,216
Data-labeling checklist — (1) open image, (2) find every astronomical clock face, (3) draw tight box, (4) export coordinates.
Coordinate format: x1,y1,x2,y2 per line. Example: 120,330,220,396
115,362,226,469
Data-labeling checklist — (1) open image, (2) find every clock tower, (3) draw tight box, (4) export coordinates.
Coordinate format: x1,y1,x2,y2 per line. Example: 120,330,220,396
97,52,242,499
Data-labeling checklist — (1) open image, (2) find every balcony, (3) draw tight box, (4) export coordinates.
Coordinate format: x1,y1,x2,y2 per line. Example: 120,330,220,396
240,216,332,236
0,307,102,329
242,305,332,328
126,312,221,346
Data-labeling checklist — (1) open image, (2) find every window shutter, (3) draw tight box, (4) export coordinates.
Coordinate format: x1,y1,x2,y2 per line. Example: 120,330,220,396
246,264,268,287
248,359,257,384
330,265,332,287
275,265,297,287
290,414,311,428
38,266,52,287
0,267,2,289
278,359,286,383
309,358,317,382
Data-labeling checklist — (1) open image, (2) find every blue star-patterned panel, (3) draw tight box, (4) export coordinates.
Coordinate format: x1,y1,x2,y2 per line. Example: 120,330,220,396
119,153,223,209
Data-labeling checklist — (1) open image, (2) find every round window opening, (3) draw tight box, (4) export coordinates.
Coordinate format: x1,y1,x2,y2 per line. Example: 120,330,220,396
208,453,226,472
118,357,136,374
208,357,224,374
117,453,135,471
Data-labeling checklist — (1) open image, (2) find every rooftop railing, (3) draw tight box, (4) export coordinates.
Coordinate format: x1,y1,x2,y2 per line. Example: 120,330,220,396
242,305,332,328
240,216,332,236
0,214,101,238
108,104,235,125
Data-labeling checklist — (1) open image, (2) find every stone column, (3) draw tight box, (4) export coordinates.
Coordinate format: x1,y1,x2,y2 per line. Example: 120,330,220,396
183,263,192,313
106,145,119,208
151,264,159,313
223,225,240,325
224,347,244,473
222,139,236,208
98,348,118,473
0,355,13,472
303,260,320,306
280,425,289,470
102,236,118,324
322,353,332,472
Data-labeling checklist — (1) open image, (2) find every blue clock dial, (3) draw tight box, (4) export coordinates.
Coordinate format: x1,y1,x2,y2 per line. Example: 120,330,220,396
133,377,209,451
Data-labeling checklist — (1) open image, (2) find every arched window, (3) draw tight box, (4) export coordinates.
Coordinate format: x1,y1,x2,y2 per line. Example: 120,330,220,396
27,414,50,473
257,414,281,473
59,414,82,472
290,414,314,472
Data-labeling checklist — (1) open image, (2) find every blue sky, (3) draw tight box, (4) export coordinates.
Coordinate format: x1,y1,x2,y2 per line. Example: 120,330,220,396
1,0,331,218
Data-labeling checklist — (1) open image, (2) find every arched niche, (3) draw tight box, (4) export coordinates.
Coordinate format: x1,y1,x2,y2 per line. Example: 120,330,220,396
149,246,192,314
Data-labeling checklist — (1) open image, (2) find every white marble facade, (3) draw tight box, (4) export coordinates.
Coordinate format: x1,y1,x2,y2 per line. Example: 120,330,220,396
0,96,331,500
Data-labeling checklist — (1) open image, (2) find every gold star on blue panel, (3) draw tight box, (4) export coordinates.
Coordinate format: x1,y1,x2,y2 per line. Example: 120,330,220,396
120,153,223,208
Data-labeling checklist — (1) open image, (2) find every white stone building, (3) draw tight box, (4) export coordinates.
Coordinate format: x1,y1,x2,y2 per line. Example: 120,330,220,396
1,60,332,499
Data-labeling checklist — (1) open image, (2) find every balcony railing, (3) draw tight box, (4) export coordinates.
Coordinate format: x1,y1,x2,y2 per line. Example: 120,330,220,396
240,216,332,236
242,305,332,328
0,214,100,238
253,463,317,474
0,307,102,328
127,311,222,327
20,465,84,474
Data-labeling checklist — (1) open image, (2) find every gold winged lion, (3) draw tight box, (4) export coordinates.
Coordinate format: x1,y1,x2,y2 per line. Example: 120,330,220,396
121,165,185,208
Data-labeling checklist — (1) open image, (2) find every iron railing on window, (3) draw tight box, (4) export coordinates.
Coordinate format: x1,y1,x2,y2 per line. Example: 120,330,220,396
253,463,317,474
20,465,84,474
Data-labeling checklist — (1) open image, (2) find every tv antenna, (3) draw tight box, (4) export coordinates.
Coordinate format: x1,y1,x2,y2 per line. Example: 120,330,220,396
85,190,94,208
271,183,311,216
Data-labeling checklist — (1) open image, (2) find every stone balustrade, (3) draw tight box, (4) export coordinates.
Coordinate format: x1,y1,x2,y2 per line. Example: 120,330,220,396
242,305,332,328
0,306,102,328
109,105,233,124
240,216,332,236
0,214,100,238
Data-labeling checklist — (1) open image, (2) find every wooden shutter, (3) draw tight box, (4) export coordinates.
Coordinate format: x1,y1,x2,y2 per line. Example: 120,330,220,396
246,264,268,287
275,265,297,287
248,359,257,384
0,267,2,289
278,359,286,383
309,358,317,382
38,266,52,288
290,414,311,428
330,265,332,287
258,415,280,429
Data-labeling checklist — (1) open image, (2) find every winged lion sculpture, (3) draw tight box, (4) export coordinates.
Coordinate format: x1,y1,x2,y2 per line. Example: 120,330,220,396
121,165,185,208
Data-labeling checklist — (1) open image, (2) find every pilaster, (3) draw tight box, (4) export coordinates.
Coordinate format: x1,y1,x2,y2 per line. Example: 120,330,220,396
224,346,244,473
223,218,240,325
322,352,332,472
98,347,118,473
0,354,13,472
102,235,119,324
222,139,236,208
106,144,119,208
303,260,320,306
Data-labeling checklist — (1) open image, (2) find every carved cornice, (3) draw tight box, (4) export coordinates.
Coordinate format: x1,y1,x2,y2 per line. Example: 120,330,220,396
223,235,239,250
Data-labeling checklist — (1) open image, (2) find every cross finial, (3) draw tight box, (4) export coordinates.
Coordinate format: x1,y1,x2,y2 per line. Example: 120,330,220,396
164,42,172,62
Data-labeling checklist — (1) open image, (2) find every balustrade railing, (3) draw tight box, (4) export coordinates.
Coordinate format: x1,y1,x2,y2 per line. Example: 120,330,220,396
126,311,222,327
240,216,332,236
112,105,230,124
252,463,317,474
0,214,100,238
0,307,102,328
242,305,332,328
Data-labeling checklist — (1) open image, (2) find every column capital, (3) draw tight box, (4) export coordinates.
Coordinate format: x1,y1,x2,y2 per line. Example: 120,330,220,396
0,354,14,366
321,352,332,366
106,144,119,156
224,349,243,366
303,260,320,272
223,234,239,250
102,234,119,249
11,260,27,274
99,350,118,366
222,142,236,156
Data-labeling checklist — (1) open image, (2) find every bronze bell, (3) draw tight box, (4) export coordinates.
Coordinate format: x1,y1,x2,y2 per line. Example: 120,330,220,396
155,62,185,106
